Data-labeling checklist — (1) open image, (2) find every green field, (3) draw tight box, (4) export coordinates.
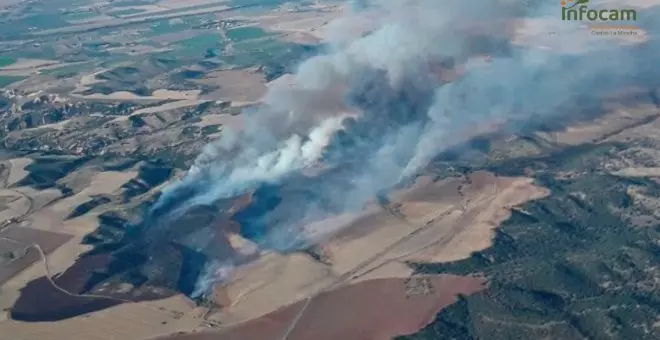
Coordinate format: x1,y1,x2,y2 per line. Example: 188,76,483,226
233,36,285,52
223,38,316,80
22,13,71,29
0,13,69,39
173,33,223,58
176,33,221,49
40,62,94,79
64,11,100,21
0,76,24,88
226,26,269,41
5,46,58,60
0,56,16,68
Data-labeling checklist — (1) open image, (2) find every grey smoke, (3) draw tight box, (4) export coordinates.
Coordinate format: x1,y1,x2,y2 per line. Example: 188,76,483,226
144,0,657,296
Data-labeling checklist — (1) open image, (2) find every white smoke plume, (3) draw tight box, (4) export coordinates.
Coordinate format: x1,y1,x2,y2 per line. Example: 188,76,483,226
142,0,657,296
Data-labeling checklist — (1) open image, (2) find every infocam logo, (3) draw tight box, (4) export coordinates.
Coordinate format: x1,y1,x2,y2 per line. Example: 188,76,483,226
561,0,637,21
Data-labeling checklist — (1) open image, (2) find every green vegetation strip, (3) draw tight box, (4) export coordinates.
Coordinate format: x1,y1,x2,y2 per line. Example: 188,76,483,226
171,33,224,58
402,142,660,339
0,76,25,88
64,11,100,21
226,26,269,41
0,56,16,68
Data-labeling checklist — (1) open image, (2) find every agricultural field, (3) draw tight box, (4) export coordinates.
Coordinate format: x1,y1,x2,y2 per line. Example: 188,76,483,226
1,1,659,340
0,0,343,338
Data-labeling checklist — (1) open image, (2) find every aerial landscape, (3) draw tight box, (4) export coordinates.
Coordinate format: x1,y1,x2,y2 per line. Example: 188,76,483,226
0,0,659,339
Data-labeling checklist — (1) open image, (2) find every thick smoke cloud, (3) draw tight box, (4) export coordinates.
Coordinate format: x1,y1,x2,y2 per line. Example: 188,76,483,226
141,0,657,296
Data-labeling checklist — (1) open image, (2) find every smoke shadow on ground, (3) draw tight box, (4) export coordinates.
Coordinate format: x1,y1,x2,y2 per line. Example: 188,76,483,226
9,253,176,322
17,3,660,318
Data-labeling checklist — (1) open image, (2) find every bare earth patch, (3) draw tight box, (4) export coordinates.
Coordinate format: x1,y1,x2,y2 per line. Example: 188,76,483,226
192,113,243,136
324,171,550,277
0,295,202,340
256,7,342,42
0,227,73,286
611,167,660,177
72,89,200,102
177,171,549,332
48,171,137,219
119,98,208,118
197,69,267,103
0,59,58,71
5,158,32,187
536,88,660,146
0,190,30,222
158,275,487,340
511,14,648,54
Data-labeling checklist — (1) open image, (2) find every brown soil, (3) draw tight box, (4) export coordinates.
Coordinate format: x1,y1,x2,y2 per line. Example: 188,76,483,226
158,274,486,340
9,253,176,322
0,227,73,285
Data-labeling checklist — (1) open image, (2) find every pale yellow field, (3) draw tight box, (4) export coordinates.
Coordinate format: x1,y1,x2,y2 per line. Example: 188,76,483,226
5,158,32,187
0,296,202,340
200,171,548,328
